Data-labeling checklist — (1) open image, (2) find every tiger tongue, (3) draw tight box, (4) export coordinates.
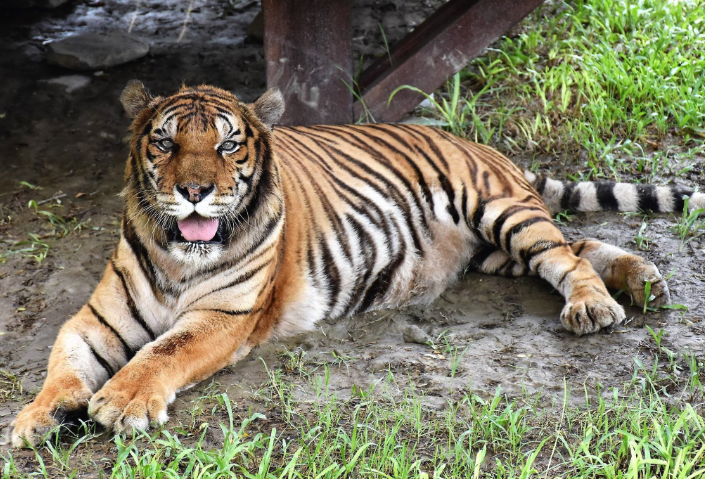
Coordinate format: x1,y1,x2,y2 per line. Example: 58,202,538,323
177,215,219,242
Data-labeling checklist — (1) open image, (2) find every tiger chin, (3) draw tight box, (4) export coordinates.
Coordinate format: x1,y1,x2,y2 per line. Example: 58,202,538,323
11,81,704,448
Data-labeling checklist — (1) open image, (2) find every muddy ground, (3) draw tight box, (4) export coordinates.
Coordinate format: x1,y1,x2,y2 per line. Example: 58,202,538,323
1,0,704,474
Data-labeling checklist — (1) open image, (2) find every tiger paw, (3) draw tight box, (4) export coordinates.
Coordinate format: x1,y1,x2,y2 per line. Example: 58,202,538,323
561,294,626,335
11,385,91,448
88,373,170,434
625,260,671,309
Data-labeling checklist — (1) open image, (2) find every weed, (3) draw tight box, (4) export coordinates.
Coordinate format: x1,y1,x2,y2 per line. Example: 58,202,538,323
389,72,470,137
0,369,23,400
634,220,651,251
645,325,665,353
18,181,41,191
553,210,575,226
671,196,705,251
449,345,468,378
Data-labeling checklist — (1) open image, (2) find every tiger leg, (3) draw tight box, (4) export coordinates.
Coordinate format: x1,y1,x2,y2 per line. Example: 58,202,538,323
87,309,261,434
468,246,534,277
11,310,136,448
480,202,626,334
570,239,671,308
12,257,154,448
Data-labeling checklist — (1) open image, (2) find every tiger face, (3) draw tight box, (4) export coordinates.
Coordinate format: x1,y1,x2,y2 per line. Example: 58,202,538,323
120,82,284,265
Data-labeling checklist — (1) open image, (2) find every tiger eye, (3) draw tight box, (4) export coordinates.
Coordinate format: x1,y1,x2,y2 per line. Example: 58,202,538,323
157,139,174,151
220,140,238,152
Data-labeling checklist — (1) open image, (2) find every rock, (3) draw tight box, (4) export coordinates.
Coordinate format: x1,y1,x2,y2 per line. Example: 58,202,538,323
7,0,71,8
46,31,149,71
399,116,447,127
246,10,264,42
402,324,430,345
40,75,91,93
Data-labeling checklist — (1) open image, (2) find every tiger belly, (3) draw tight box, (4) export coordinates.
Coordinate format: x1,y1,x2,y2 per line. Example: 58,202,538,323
273,186,479,337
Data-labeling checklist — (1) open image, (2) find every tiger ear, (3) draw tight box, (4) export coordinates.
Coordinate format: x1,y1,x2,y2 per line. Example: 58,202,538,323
248,88,285,130
121,80,154,119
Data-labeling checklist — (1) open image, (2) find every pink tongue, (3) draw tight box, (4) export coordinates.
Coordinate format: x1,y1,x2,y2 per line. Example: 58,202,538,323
177,215,219,242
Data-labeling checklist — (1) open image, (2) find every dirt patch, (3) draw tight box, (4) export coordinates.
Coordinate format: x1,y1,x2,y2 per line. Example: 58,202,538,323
1,0,704,471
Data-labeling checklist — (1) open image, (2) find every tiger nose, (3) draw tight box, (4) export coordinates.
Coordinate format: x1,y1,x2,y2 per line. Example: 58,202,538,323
176,182,215,204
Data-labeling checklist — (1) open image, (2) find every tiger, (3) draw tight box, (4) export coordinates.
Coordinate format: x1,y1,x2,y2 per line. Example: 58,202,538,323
11,82,704,448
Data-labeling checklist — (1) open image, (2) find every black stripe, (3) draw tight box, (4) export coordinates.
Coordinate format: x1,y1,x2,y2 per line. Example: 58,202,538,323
309,134,423,253
573,241,588,257
398,125,451,170
533,176,548,195
595,182,620,211
87,303,134,360
497,257,515,276
279,142,354,264
412,145,460,224
482,171,491,193
358,246,406,314
121,221,158,287
190,308,253,316
110,260,156,341
307,127,427,251
85,339,115,378
184,261,270,309
320,237,342,314
672,188,693,213
466,245,496,271
159,94,233,116
492,205,545,245
557,260,581,286
471,199,486,229
363,125,436,212
636,185,659,212
277,135,388,232
560,183,580,210
503,217,553,253
341,214,378,316
460,186,469,228
140,121,153,139
520,241,567,268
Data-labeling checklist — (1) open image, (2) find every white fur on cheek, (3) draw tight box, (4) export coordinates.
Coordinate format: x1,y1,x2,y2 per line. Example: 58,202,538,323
194,191,220,218
172,186,196,219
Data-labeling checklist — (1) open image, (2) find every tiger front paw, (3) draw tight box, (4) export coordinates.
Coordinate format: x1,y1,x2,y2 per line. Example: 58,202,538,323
11,384,91,448
561,293,626,335
88,371,171,434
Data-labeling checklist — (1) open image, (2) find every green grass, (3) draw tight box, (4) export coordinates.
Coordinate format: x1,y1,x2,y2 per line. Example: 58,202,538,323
670,196,705,251
0,191,87,264
418,0,705,179
4,351,705,478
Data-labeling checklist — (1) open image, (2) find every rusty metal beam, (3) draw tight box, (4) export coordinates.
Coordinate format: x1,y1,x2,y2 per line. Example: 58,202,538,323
354,0,543,123
262,0,353,125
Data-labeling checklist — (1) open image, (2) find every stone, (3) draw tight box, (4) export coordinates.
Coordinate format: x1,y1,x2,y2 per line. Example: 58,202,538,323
402,324,430,345
46,31,149,71
246,10,264,42
40,75,91,93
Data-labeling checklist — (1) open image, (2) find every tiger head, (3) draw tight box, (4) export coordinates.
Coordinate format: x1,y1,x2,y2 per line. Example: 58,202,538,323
120,82,285,265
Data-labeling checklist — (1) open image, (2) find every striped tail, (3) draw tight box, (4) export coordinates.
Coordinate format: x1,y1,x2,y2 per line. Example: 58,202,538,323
524,171,705,214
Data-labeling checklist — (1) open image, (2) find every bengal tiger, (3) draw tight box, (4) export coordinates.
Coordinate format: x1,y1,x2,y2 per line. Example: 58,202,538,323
11,82,704,448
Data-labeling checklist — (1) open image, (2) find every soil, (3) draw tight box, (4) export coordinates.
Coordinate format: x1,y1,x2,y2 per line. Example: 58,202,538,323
1,0,704,474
